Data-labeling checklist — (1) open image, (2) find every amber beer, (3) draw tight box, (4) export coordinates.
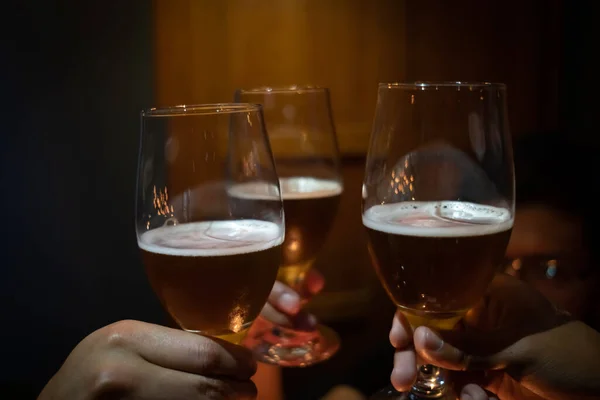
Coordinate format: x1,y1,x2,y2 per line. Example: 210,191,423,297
363,201,512,330
276,177,342,288
229,177,342,288
138,219,283,344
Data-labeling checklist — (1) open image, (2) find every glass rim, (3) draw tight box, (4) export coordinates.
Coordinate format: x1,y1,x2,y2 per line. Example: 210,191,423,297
142,103,262,117
379,81,506,89
236,85,328,94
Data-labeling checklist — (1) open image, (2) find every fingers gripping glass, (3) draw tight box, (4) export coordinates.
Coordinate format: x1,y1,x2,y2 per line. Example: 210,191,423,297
362,83,515,399
135,104,284,345
235,86,344,367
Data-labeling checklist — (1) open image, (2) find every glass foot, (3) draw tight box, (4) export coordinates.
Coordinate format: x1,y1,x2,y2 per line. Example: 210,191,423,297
369,364,456,400
370,385,456,400
243,316,340,367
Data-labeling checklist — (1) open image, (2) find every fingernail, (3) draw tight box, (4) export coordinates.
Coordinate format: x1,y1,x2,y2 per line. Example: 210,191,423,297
424,329,444,352
280,292,300,314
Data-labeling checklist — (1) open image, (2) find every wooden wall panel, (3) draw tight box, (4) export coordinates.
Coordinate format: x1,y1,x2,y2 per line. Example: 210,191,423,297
153,0,407,155
154,0,561,150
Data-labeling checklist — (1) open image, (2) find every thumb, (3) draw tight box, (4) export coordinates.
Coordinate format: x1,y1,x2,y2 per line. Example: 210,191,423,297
413,326,511,372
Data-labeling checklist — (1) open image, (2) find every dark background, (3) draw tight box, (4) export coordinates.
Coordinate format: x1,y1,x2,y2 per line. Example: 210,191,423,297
1,1,596,398
2,2,162,398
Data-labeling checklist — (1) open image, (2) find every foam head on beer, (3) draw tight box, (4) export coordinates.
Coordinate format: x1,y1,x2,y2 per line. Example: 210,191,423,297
228,177,343,200
363,201,512,236
138,219,283,338
363,200,513,329
278,176,343,199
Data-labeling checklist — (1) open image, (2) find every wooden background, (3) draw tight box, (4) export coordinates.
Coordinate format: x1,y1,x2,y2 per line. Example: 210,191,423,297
153,0,561,155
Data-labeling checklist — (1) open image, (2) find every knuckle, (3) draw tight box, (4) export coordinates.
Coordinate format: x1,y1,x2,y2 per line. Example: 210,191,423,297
192,340,222,373
91,360,135,397
101,320,139,348
105,331,128,349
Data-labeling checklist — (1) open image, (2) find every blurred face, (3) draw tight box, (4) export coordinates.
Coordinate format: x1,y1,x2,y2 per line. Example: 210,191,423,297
504,205,595,319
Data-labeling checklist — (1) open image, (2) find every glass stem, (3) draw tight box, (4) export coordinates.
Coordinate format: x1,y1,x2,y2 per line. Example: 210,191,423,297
409,364,447,399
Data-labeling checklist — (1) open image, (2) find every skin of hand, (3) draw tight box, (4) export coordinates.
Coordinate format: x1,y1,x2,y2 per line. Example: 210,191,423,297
390,273,600,400
38,320,258,400
259,268,325,331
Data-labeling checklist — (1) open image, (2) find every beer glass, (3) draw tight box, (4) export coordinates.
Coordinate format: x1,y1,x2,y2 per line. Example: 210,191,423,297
236,86,343,366
362,83,514,398
136,104,284,345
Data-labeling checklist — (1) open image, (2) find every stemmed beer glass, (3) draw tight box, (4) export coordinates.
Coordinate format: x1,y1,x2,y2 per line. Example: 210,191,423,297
237,86,344,367
136,104,284,345
362,83,514,398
